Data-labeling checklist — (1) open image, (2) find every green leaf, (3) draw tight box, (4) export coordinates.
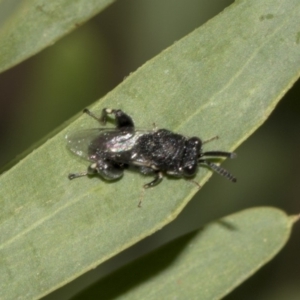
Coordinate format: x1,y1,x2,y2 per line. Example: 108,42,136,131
1,0,300,299
73,207,296,300
0,0,115,73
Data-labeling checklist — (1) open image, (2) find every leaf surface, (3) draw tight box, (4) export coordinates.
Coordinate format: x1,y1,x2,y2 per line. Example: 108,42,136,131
74,207,296,300
0,0,115,73
1,0,300,299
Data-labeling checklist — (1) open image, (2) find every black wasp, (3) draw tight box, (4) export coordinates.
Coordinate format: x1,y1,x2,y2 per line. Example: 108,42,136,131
67,108,237,188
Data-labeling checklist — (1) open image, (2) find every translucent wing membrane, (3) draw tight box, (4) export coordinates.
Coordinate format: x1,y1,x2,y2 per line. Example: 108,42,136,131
66,129,113,160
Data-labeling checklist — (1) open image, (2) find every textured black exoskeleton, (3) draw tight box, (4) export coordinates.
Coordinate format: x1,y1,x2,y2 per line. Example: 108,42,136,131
67,108,237,188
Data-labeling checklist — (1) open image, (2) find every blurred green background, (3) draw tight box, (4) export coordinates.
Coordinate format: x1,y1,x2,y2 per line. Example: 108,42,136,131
0,0,299,299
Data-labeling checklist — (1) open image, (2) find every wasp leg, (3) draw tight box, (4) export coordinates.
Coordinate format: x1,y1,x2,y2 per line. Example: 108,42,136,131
68,164,97,180
83,108,134,129
90,160,124,180
143,171,163,188
140,166,155,175
101,108,135,129
68,172,88,180
83,108,100,122
68,160,124,181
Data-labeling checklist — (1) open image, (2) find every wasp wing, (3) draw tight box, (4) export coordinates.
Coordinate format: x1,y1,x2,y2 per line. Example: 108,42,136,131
66,128,152,162
66,129,116,160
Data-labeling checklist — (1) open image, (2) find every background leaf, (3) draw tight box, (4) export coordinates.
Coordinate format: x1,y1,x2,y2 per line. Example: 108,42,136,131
0,0,300,299
0,0,115,73
73,207,296,300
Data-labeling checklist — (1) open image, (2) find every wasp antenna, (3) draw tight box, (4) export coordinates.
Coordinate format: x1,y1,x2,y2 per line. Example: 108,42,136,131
200,160,237,182
202,136,219,144
203,151,236,158
230,152,237,159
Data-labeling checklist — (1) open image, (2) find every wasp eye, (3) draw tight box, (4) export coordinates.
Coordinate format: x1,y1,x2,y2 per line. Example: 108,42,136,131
183,162,198,177
187,137,202,150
